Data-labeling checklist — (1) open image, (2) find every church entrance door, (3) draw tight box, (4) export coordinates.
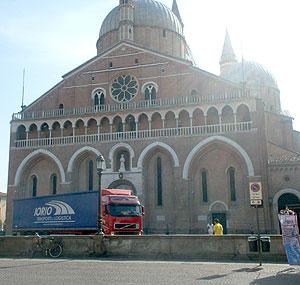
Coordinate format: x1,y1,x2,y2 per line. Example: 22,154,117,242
278,193,300,232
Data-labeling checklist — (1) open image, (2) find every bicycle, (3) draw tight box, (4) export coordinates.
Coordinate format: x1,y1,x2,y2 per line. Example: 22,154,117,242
33,233,63,258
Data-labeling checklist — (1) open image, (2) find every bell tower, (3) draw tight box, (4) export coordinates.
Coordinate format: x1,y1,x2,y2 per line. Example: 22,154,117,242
219,30,237,76
119,0,134,41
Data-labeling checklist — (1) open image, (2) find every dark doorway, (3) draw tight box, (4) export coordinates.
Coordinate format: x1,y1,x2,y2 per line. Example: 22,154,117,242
212,213,227,234
278,193,300,232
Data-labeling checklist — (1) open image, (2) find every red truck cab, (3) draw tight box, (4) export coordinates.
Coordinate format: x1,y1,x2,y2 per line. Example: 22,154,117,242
101,189,144,235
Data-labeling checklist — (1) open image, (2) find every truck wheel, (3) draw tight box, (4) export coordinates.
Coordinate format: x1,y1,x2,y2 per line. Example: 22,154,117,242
48,244,63,258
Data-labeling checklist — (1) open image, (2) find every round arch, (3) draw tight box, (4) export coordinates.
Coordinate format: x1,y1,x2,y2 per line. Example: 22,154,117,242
67,146,106,173
108,179,137,195
183,135,255,179
272,188,300,233
137,142,180,169
209,200,229,212
273,188,300,208
14,149,66,186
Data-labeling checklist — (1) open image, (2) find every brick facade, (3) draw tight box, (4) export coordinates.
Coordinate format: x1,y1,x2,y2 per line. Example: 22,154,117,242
6,0,300,234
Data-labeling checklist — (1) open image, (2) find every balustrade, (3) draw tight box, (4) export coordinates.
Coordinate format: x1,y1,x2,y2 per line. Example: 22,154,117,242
14,121,252,148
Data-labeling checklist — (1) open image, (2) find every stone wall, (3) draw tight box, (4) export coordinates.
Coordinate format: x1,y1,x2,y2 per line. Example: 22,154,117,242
0,235,287,262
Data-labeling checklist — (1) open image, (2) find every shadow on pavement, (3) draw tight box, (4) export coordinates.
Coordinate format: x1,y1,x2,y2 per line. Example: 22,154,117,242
0,260,68,270
232,266,263,273
249,274,300,285
250,267,300,285
197,274,228,280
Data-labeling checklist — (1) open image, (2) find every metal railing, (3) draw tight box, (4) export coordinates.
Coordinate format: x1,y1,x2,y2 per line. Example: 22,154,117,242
12,90,250,121
14,121,252,148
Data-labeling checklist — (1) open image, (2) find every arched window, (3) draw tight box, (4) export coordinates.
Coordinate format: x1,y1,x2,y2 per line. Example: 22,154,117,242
206,107,219,125
51,174,57,195
40,123,50,138
236,104,251,122
92,89,105,106
63,121,73,137
201,169,208,202
157,157,162,206
59,104,64,115
142,83,158,101
94,94,99,106
31,175,37,197
228,167,236,201
88,160,94,191
125,115,136,132
16,125,26,140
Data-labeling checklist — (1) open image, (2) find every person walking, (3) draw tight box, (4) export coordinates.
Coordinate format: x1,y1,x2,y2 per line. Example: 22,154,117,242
207,223,214,235
213,219,223,235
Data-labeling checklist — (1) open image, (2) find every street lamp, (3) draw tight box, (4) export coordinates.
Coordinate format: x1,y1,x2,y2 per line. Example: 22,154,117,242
96,154,105,235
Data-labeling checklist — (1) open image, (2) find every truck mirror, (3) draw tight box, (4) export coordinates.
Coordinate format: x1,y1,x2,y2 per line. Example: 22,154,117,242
104,205,109,215
141,206,145,216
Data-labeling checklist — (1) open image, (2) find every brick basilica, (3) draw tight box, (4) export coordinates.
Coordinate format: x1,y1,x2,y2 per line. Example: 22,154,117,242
6,0,300,234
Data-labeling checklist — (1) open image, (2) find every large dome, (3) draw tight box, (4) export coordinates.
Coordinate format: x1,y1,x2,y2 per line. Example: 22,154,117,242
222,61,277,88
99,0,183,38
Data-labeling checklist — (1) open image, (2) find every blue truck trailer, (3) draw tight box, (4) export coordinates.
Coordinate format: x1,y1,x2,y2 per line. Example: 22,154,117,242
13,191,100,235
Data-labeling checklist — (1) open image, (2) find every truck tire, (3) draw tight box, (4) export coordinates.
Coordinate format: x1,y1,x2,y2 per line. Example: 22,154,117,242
48,244,63,258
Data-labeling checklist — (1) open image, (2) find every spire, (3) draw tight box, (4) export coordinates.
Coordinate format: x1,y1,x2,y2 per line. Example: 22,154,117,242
172,0,184,28
220,29,237,65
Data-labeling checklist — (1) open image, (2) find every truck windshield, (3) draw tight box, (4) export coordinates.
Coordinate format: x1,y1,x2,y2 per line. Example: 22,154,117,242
109,204,142,217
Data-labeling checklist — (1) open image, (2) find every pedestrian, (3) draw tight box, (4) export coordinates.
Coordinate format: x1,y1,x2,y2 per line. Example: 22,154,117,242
213,219,223,236
207,223,214,235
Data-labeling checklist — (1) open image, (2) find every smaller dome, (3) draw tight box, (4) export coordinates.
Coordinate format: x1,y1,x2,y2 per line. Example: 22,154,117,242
222,61,277,88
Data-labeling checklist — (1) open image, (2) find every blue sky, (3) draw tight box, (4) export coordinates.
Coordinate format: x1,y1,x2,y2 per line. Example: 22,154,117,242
1,0,300,193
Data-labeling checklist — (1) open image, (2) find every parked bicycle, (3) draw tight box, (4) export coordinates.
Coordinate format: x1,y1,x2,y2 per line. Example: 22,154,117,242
33,233,63,258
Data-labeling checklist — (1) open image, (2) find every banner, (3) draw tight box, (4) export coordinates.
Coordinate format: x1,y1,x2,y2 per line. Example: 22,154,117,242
278,213,300,265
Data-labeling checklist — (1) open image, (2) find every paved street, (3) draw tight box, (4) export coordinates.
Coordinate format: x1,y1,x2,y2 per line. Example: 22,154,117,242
0,258,299,285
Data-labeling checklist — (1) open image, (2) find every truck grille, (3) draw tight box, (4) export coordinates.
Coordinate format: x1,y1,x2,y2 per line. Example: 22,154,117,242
114,223,138,230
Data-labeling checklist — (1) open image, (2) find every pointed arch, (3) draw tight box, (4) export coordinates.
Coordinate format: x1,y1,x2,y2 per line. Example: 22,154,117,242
67,146,106,173
138,113,149,130
151,112,163,129
109,143,135,170
14,149,66,186
178,109,190,127
183,135,254,179
16,125,26,140
137,142,180,169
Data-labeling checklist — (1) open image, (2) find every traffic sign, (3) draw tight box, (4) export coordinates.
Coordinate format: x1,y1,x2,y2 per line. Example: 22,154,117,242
249,182,263,201
251,199,262,205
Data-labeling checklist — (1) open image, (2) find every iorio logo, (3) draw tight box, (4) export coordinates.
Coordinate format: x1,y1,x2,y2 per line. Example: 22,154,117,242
34,200,75,217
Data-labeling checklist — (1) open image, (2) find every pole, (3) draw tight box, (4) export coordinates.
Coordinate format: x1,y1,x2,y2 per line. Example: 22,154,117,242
21,68,25,110
97,168,104,236
256,205,262,266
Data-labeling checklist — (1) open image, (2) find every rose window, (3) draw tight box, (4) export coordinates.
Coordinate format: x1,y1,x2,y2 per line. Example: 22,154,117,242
111,75,138,102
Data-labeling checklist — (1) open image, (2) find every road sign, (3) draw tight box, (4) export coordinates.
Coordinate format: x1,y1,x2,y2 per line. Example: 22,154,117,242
249,182,263,201
251,199,262,205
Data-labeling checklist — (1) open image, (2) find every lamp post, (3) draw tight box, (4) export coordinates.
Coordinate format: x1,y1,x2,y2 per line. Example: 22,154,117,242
96,154,104,236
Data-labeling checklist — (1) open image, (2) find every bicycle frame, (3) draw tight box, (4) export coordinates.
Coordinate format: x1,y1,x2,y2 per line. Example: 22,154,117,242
33,233,63,258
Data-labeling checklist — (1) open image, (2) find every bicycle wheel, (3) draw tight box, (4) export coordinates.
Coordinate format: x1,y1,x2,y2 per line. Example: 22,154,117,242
48,243,63,258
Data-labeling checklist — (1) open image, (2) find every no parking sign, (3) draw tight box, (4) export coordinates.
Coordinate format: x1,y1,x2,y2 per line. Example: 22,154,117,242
249,182,263,205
